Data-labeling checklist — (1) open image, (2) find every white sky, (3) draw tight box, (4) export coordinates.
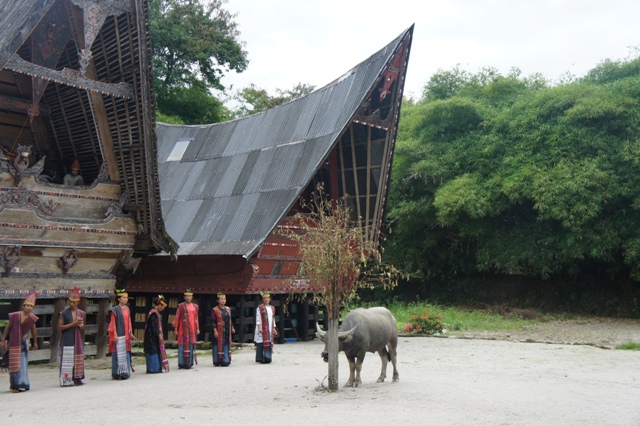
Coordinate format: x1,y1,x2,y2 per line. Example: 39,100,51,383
220,0,639,102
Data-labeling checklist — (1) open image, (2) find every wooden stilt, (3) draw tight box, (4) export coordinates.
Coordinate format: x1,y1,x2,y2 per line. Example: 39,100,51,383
238,296,244,343
301,294,310,341
95,299,109,359
49,298,65,363
276,296,285,344
78,297,88,343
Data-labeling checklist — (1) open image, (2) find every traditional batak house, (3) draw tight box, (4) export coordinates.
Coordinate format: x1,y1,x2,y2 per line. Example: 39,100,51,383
128,26,414,343
0,0,170,359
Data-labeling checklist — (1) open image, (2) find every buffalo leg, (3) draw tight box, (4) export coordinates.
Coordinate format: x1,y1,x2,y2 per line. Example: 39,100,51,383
376,347,388,382
389,337,399,382
344,353,357,387
354,352,365,387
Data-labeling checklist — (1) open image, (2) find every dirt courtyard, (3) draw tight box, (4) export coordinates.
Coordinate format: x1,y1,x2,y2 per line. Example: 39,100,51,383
2,318,640,426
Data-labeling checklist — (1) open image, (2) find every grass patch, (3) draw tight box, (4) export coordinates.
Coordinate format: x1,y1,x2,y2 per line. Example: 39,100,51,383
345,301,542,334
615,341,640,350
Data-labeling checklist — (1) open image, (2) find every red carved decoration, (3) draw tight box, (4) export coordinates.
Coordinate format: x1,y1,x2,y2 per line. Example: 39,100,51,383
379,43,406,102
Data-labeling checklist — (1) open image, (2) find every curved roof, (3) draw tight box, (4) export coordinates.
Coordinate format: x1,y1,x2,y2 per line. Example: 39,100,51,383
157,26,413,258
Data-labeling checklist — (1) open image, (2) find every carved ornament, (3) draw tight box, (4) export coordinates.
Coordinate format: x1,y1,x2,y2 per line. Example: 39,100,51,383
0,186,60,215
69,0,134,76
353,38,409,129
105,193,130,218
11,144,31,186
58,249,79,274
96,161,110,182
1,246,22,275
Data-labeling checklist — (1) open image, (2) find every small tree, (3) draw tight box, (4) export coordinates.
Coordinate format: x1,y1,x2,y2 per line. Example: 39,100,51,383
282,185,404,391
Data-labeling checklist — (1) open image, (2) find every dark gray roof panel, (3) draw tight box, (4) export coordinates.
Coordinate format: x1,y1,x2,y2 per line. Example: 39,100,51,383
232,149,261,194
243,188,298,242
307,86,346,137
155,26,412,257
211,195,243,240
290,135,335,186
201,156,233,199
223,116,258,156
176,161,207,201
158,163,191,200
181,198,216,242
223,192,261,241
163,199,204,242
214,153,249,197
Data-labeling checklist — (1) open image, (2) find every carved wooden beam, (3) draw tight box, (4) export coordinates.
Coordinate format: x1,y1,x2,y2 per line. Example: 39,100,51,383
0,94,51,117
5,54,133,99
0,186,60,215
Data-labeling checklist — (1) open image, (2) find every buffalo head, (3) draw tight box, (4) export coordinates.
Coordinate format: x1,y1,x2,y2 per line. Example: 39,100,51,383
316,322,358,362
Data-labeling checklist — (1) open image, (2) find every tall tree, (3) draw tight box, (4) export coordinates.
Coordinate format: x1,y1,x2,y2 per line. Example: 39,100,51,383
282,185,402,391
148,0,248,123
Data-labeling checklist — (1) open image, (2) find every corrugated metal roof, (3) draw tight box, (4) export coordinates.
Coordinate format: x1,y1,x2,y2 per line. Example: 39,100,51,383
156,26,412,257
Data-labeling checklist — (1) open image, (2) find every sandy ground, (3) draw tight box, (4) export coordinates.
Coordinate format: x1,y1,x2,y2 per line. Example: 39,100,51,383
2,328,640,426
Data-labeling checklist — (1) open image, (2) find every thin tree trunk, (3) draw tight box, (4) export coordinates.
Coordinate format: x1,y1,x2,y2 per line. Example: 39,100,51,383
327,316,340,391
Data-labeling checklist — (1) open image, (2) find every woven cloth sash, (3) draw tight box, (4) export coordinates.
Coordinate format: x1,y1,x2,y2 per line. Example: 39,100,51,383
116,337,128,375
60,346,74,386
259,304,273,350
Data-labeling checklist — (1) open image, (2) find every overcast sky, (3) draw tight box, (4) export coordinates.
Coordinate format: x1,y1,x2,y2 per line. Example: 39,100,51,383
219,0,639,102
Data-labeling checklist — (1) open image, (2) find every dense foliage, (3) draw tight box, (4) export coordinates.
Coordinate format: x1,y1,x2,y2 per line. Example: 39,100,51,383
386,57,640,286
149,0,248,124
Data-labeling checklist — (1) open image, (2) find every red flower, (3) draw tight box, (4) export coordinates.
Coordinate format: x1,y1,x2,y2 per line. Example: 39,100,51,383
404,325,413,332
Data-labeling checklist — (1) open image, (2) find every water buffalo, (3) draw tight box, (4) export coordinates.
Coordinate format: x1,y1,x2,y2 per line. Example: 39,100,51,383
316,307,399,387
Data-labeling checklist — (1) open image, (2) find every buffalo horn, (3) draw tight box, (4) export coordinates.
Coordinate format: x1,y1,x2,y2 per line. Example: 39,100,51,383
338,324,358,339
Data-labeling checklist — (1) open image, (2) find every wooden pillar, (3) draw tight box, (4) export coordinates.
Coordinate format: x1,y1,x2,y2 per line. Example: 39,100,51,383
276,296,285,344
301,294,310,341
95,299,109,359
49,298,65,363
238,296,247,343
78,298,88,343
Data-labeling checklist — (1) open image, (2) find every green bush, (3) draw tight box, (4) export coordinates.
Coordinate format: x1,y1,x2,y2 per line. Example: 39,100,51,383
404,312,444,335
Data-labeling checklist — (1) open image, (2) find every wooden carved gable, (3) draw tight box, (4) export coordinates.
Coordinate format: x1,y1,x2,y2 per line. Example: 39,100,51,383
3,0,134,101
29,0,74,117
353,35,411,130
69,0,134,76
